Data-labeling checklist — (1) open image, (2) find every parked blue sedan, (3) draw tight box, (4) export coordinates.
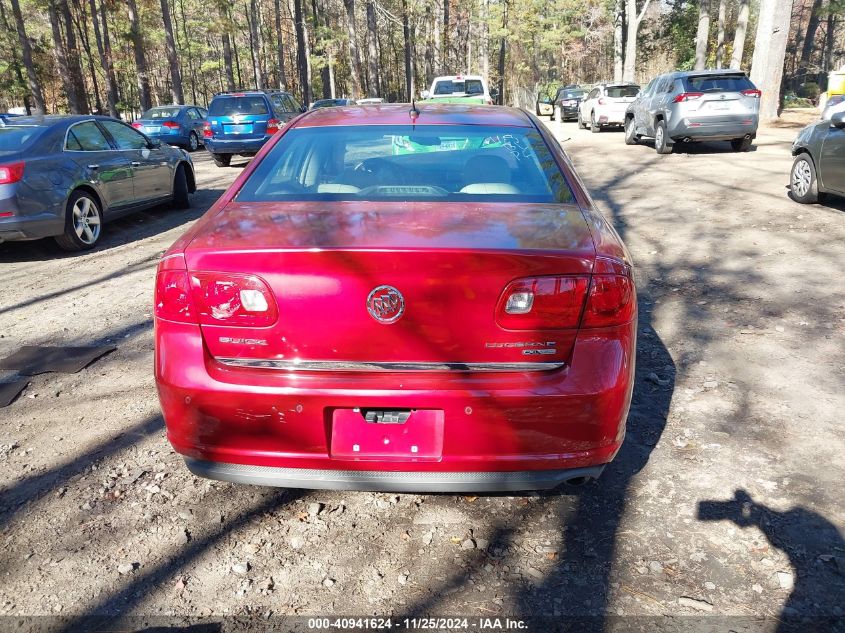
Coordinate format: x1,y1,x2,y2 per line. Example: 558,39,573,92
131,105,207,152
0,115,195,251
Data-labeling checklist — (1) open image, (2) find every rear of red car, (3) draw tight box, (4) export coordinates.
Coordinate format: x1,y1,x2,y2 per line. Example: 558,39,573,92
154,105,636,491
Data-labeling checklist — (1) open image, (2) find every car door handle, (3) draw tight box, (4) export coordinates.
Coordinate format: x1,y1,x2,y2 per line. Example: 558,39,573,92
87,164,99,170
131,161,141,167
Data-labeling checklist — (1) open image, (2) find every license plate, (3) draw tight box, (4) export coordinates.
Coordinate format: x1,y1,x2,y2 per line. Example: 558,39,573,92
330,408,444,460
709,103,730,110
225,123,253,134
145,126,160,134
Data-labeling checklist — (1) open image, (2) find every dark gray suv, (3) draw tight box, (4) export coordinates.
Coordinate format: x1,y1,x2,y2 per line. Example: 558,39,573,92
624,70,761,154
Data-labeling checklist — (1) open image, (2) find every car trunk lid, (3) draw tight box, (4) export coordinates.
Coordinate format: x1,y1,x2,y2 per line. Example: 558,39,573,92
184,201,597,369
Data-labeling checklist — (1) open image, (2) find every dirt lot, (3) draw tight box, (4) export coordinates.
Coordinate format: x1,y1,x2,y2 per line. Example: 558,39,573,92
1,111,843,632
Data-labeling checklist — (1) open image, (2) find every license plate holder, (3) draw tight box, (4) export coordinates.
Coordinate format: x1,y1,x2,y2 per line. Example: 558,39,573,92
225,123,253,135
145,126,160,134
330,408,444,461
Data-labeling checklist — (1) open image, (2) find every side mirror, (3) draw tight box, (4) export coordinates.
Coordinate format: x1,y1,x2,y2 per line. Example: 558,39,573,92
831,111,845,129
420,90,430,99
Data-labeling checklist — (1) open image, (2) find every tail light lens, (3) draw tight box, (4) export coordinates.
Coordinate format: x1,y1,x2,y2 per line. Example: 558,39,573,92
155,270,195,323
190,272,278,327
582,275,635,328
0,161,24,185
131,122,143,129
162,120,181,129
497,276,590,330
266,118,281,135
741,89,762,98
155,270,278,327
202,122,213,138
672,92,704,103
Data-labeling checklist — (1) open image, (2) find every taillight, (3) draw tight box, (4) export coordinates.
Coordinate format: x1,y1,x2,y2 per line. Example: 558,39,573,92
0,161,24,185
266,118,281,135
155,270,196,323
598,98,607,105
202,122,213,138
497,276,590,330
581,275,635,328
672,92,703,103
131,122,143,129
741,89,762,98
190,272,278,327
162,120,180,129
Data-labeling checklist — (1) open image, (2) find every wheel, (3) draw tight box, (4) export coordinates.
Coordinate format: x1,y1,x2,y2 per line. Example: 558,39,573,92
790,154,819,204
654,120,672,154
554,106,561,122
187,131,199,152
54,190,102,251
590,112,600,133
731,136,753,152
212,153,231,167
624,118,638,145
577,110,586,129
172,164,191,209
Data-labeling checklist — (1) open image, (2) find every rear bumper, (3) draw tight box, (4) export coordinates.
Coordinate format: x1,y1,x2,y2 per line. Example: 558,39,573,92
204,137,269,155
185,459,605,492
155,321,635,491
0,212,63,242
560,105,579,119
147,132,193,146
668,115,758,141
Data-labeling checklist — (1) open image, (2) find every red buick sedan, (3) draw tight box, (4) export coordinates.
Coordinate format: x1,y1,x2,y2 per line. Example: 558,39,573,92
154,104,636,492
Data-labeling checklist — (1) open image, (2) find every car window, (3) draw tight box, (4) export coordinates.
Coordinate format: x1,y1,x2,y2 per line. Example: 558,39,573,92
237,124,575,204
65,121,111,152
0,125,45,155
100,120,148,150
432,80,482,96
186,108,201,120
281,95,296,112
588,88,600,100
683,74,755,92
641,79,655,97
606,85,639,98
560,90,585,99
142,106,182,119
208,96,269,116
288,95,303,112
199,108,208,118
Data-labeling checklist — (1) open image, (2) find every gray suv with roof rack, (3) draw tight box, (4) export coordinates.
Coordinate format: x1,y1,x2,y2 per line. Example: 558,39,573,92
623,69,761,154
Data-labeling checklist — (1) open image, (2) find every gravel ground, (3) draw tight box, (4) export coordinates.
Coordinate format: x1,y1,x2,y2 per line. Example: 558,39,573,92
0,112,843,632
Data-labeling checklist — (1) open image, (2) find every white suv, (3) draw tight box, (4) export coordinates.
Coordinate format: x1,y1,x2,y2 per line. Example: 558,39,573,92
578,83,640,132
421,75,495,105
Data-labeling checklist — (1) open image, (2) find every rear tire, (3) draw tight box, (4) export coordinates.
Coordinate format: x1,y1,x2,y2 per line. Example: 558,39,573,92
624,118,638,145
172,164,191,209
187,132,199,152
731,136,753,152
654,120,672,154
212,153,231,167
790,154,819,204
54,190,102,252
590,112,600,133
577,110,586,129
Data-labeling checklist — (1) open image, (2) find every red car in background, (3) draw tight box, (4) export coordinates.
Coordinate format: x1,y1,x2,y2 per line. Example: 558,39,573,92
154,104,636,492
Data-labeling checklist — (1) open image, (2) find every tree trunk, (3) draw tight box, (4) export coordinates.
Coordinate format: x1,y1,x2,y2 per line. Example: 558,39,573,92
824,13,835,73
443,0,450,73
730,0,749,69
89,0,117,116
48,1,78,112
480,0,489,83
274,0,286,89
74,0,103,113
402,0,412,100
158,0,184,103
366,1,380,97
8,0,47,113
799,0,823,69
248,0,264,88
750,0,795,121
613,0,623,82
622,0,652,82
496,0,506,105
177,0,197,104
293,0,311,103
60,0,89,112
343,0,362,98
715,0,726,68
694,0,710,71
126,0,152,111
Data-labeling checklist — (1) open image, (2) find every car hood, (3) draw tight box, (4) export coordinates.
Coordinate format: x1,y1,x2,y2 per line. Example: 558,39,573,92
185,200,596,256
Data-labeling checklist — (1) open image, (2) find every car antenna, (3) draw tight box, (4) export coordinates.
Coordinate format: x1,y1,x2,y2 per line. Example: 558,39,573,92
409,99,420,128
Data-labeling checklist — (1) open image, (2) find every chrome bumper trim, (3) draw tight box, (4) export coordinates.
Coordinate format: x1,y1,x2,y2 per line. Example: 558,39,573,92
215,358,565,373
185,458,605,492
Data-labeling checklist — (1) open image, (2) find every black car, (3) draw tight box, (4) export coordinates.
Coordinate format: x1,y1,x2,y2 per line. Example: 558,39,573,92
553,86,586,122
0,115,195,251
790,111,845,204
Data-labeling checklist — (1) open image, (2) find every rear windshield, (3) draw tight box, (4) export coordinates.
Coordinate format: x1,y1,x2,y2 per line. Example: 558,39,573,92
208,96,268,116
0,126,44,155
559,90,584,99
433,80,484,96
237,125,574,204
141,107,182,119
683,74,754,92
605,85,639,98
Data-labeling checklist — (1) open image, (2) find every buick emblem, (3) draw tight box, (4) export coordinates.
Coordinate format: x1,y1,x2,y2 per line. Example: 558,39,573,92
367,285,405,324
